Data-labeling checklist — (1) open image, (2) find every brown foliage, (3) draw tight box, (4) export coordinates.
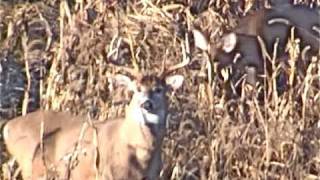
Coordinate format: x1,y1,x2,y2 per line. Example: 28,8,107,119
0,0,319,179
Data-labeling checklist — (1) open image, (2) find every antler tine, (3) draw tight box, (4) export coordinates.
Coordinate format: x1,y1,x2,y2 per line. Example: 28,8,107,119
160,58,189,77
109,62,140,78
120,66,140,78
159,58,166,76
160,33,190,76
167,59,189,73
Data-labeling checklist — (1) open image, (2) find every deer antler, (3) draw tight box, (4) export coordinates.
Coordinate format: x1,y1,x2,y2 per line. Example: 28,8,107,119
159,57,189,77
160,41,190,77
109,61,141,79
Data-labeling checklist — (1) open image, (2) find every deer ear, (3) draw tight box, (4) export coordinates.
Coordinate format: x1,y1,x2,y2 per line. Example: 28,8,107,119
114,74,136,91
192,29,209,51
222,33,237,53
165,75,184,90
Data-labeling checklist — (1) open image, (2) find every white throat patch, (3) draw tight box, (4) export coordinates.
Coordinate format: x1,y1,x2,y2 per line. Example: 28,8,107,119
130,105,165,125
142,109,163,124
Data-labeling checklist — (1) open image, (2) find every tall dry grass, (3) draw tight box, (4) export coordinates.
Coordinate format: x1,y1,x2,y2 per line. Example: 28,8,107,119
0,0,319,179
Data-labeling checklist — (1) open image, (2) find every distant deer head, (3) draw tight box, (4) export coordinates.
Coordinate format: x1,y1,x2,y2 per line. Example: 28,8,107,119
192,4,319,98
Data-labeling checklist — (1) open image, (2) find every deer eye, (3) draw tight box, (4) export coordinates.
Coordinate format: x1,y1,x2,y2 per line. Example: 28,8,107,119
154,87,163,94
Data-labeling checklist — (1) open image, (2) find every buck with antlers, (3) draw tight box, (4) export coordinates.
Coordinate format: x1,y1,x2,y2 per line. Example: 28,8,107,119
3,61,187,180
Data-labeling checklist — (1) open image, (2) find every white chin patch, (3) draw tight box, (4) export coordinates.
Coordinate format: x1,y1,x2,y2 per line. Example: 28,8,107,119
130,107,160,124
142,109,160,124
131,108,146,124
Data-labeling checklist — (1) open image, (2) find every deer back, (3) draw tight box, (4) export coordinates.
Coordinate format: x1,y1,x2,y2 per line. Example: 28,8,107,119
235,4,320,55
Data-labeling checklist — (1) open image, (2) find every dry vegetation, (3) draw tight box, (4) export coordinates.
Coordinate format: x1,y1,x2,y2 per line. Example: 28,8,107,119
0,0,319,179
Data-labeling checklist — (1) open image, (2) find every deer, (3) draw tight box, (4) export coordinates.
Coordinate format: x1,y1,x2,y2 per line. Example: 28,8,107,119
2,61,187,180
193,3,319,98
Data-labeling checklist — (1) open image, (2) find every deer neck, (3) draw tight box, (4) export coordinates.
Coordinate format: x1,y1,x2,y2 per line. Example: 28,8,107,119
121,106,166,151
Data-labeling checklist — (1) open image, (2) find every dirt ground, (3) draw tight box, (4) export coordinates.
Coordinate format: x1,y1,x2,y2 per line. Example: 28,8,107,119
0,0,319,179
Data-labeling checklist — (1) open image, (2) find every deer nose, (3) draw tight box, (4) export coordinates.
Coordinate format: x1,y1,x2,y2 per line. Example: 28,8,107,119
141,100,153,111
